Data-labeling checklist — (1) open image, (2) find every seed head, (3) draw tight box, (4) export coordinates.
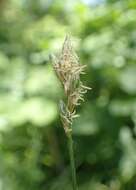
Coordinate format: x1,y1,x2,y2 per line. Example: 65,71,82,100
50,35,91,134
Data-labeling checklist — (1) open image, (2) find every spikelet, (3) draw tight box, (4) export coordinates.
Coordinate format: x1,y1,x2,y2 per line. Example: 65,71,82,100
50,35,91,135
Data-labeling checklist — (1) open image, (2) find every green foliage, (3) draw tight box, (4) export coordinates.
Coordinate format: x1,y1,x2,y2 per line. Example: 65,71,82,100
0,0,136,190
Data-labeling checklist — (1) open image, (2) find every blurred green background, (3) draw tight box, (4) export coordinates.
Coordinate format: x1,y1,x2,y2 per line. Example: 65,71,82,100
0,0,136,189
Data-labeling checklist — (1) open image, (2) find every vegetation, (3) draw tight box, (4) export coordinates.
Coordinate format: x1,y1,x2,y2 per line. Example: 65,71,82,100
51,35,91,190
0,0,136,190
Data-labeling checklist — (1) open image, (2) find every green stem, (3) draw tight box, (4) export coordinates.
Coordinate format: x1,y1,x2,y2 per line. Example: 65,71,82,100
67,132,78,190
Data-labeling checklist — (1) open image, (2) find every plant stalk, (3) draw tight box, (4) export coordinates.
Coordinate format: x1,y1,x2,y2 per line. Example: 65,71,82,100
67,131,78,190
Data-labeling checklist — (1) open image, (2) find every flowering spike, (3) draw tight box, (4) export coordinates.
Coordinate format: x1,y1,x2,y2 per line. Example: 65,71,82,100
51,35,91,134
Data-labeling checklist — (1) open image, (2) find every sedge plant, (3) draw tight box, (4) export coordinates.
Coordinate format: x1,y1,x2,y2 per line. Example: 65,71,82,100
50,35,91,190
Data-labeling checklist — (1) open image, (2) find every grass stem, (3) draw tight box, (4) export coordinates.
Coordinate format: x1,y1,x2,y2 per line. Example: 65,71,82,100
67,132,78,190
